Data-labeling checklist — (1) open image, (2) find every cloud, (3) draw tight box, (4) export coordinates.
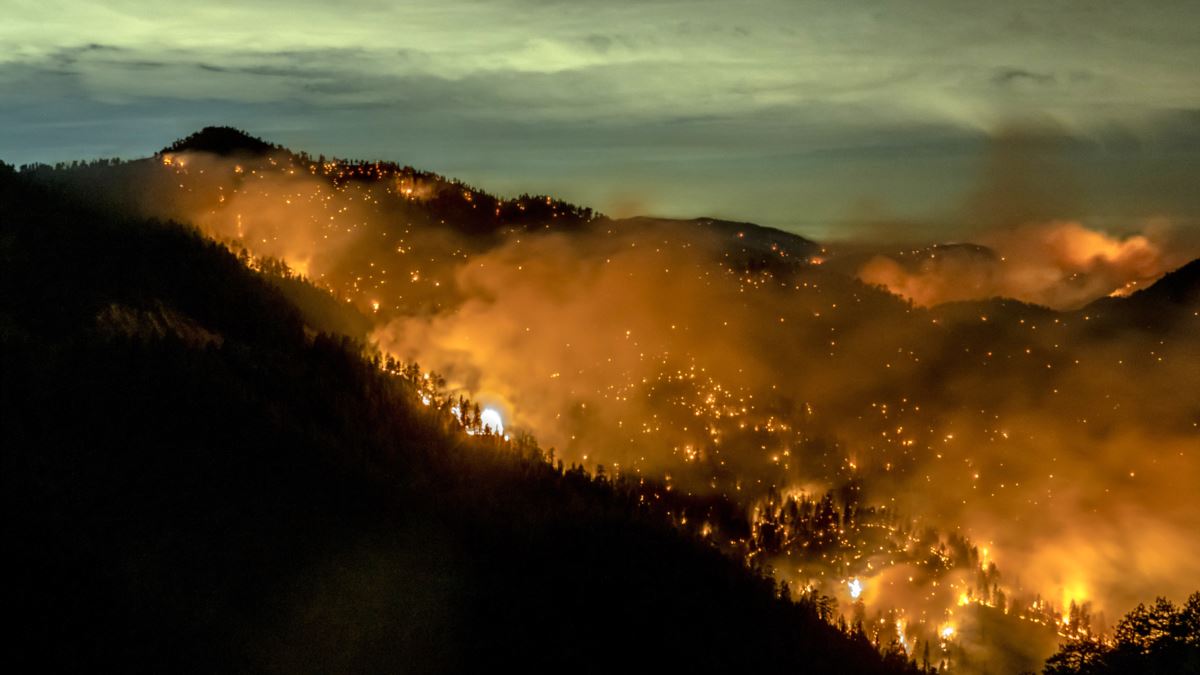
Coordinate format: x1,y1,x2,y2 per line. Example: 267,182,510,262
992,68,1056,87
4,2,1198,123
2,1,1199,239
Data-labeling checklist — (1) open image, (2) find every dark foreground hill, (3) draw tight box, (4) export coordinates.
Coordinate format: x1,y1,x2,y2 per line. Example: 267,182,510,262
0,165,911,673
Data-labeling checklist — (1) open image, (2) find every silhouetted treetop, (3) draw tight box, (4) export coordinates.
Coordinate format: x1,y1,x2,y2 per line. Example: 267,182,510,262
162,126,277,157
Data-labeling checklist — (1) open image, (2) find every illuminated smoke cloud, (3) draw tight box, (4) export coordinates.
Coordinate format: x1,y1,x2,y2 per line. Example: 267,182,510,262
857,220,1187,309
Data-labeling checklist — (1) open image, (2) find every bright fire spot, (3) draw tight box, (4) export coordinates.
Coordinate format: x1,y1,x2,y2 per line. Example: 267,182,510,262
940,625,955,639
480,407,504,435
1061,582,1089,614
848,578,863,599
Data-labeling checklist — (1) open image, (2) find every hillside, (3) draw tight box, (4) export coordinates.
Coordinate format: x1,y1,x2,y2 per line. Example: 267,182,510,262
0,165,912,673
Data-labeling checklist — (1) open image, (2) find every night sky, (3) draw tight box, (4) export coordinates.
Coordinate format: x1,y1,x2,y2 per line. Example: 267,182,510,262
3,0,1198,238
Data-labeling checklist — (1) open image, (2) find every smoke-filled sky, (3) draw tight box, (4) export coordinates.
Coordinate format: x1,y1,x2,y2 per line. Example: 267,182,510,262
3,0,1198,238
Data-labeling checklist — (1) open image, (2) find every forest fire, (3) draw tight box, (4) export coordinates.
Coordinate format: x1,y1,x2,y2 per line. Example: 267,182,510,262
13,131,1197,673
141,149,1193,610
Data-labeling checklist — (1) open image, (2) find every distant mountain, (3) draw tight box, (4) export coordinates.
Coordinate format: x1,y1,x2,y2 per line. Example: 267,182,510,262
618,215,821,260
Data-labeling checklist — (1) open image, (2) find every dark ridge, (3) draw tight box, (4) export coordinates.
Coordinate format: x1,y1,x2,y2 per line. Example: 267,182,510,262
1081,258,1200,331
1123,258,1200,306
931,296,1058,322
616,215,822,273
162,126,277,157
621,215,817,248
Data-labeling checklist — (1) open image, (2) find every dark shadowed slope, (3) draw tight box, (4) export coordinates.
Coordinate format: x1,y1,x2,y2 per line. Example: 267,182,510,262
1081,258,1200,332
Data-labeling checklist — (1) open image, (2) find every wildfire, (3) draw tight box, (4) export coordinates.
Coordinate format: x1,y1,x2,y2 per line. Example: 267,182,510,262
138,144,1195,672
